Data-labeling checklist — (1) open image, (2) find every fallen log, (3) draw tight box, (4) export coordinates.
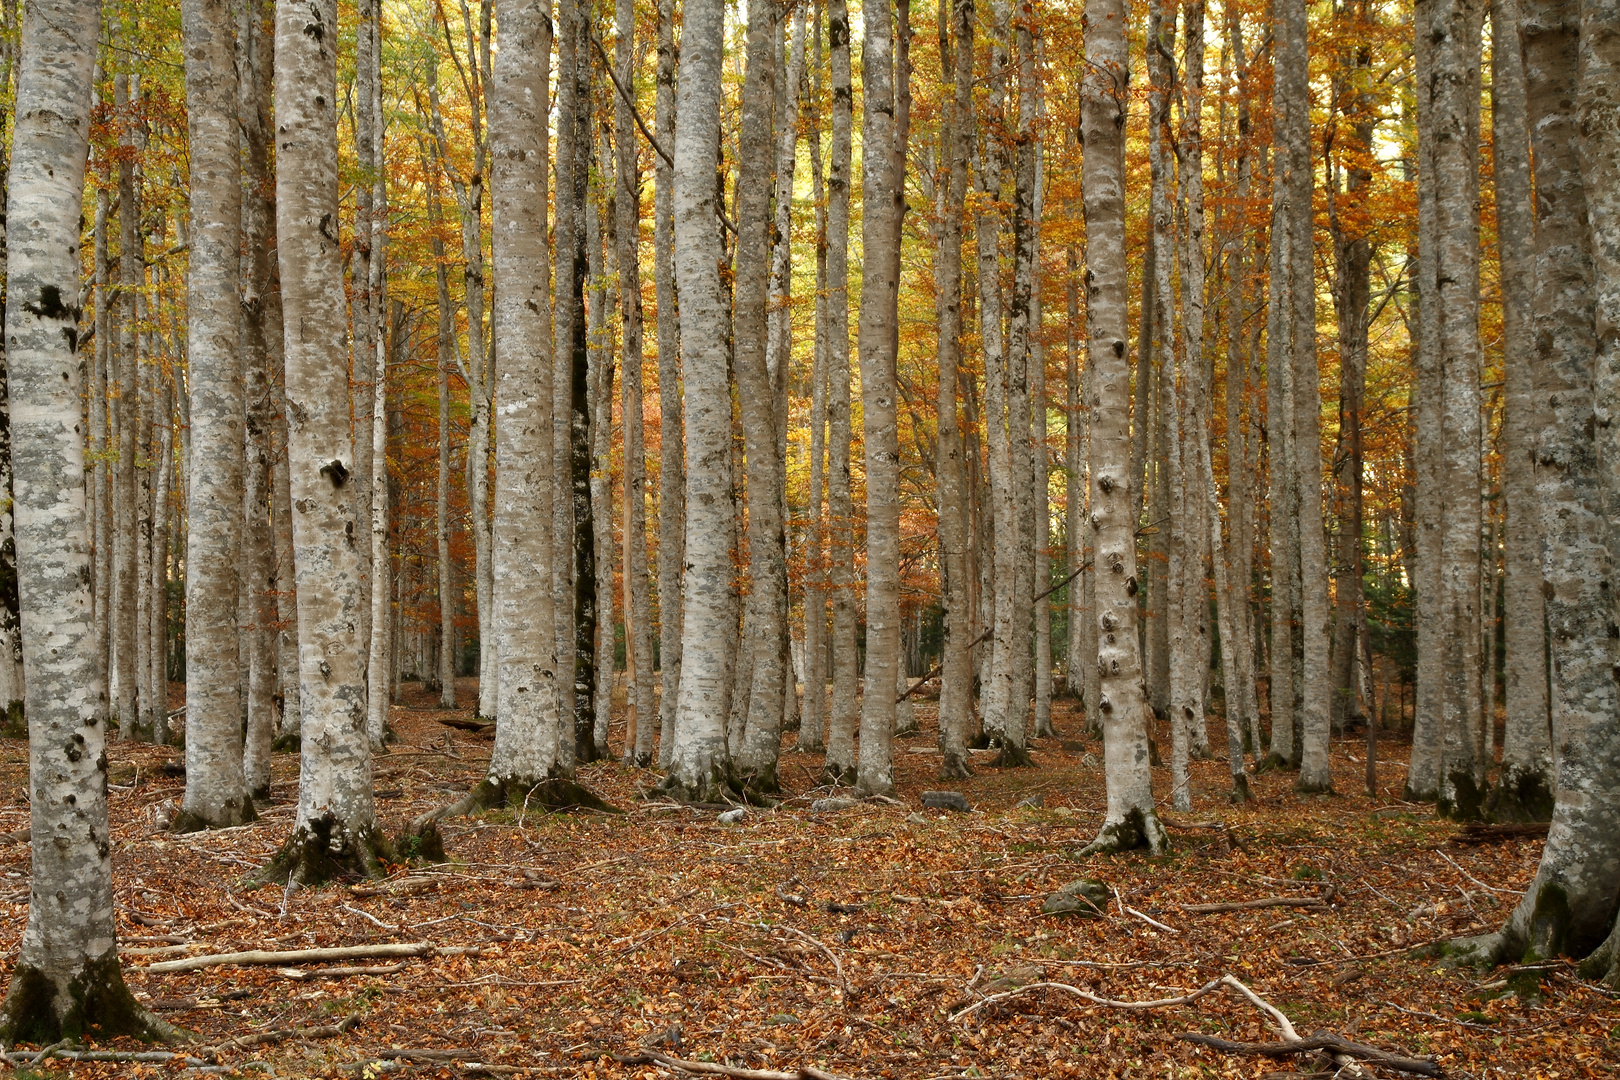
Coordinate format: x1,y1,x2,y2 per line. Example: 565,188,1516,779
1448,822,1549,846
1178,1031,1440,1077
144,942,480,974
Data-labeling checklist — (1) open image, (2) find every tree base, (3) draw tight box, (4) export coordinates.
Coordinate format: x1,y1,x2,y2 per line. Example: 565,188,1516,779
0,950,179,1048
1295,775,1335,796
254,814,393,886
819,761,857,787
991,742,1033,768
1228,773,1253,803
937,752,974,781
170,794,257,835
1079,808,1169,856
1485,766,1553,824
1437,770,1489,821
652,764,747,806
271,732,301,754
1401,778,1437,803
399,774,621,855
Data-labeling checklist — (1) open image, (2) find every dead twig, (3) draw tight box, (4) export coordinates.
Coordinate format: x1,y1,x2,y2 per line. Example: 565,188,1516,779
1181,892,1332,915
144,942,479,974
616,1049,852,1080
1177,1032,1440,1077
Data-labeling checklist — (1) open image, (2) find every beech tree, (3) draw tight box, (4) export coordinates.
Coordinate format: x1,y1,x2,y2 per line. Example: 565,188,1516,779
175,0,253,832
1079,0,1166,856
260,0,389,883
0,0,169,1038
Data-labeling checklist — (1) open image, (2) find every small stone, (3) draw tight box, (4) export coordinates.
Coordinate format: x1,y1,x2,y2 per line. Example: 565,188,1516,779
768,1013,801,1027
905,812,928,824
1016,793,1045,809
920,790,970,812
1041,878,1110,917
717,808,747,824
810,797,858,813
1081,753,1100,768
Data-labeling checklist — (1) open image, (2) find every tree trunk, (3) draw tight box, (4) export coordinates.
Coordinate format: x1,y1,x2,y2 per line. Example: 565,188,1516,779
822,0,857,785
0,0,168,1035
260,0,389,883
239,0,278,799
485,0,562,797
151,375,173,748
1455,0,1616,972
854,0,901,797
364,18,391,753
1079,0,1168,856
654,0,683,768
433,187,457,709
663,0,740,801
590,124,615,763
934,0,974,779
734,0,789,793
351,0,377,691
801,0,829,755
113,68,140,740
175,0,253,831
616,0,656,766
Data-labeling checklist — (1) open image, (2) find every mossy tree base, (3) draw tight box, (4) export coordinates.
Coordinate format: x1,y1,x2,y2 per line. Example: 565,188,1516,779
398,774,622,855
1228,774,1253,803
169,795,257,835
937,753,974,781
0,950,179,1048
1402,779,1438,803
653,763,748,807
1295,776,1335,795
254,815,393,886
1437,770,1489,821
1485,766,1554,824
991,742,1033,768
271,732,301,754
819,763,857,787
1079,808,1169,856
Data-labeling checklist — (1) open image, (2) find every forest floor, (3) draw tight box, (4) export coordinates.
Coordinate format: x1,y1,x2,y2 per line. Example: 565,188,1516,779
0,680,1614,1079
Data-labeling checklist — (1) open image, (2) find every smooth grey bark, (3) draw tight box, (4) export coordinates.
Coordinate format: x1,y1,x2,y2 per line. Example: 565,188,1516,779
352,0,377,680
654,0,683,768
1453,0,1618,972
112,68,140,740
364,16,392,753
854,0,901,797
176,0,253,832
1407,4,1443,799
616,0,656,766
487,0,562,795
663,0,739,801
0,0,168,1036
735,0,789,793
150,375,173,748
261,0,388,883
801,0,829,755
434,189,457,709
1425,0,1487,817
822,0,857,784
240,0,279,800
92,176,109,712
933,0,975,779
1079,0,1167,856
589,142,614,762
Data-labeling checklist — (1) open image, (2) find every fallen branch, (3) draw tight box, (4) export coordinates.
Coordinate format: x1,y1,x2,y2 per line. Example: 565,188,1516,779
949,976,1225,1022
616,1049,852,1080
207,1012,362,1054
1181,893,1331,915
1448,821,1548,846
144,942,479,974
273,963,408,980
1177,1032,1440,1077
762,923,850,1001
0,827,29,846
0,1049,208,1066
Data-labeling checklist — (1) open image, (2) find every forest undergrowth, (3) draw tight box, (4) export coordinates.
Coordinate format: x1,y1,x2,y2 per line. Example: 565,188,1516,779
0,683,1612,1079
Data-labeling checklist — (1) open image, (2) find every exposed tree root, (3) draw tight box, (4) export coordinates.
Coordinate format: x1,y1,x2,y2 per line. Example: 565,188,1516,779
254,814,393,886
1079,808,1169,856
399,775,623,856
990,742,1033,768
936,754,975,781
170,794,258,835
0,950,180,1048
1484,765,1554,824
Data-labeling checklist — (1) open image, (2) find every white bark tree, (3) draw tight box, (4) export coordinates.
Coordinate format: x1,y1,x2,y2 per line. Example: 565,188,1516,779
0,0,169,1036
654,0,683,767
175,0,254,831
1079,0,1167,855
663,0,740,801
260,0,389,883
854,0,901,797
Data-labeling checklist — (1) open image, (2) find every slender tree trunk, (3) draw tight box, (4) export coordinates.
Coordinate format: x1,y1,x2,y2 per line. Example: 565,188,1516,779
615,0,655,766
151,376,173,747
934,0,975,778
113,68,140,740
1079,0,1167,855
1407,2,1443,798
590,139,615,762
365,70,391,754
734,0,789,792
822,0,858,784
175,0,253,831
92,178,109,704
433,192,457,709
0,0,171,1035
261,0,389,883
854,0,901,797
801,0,829,755
241,0,278,797
654,0,683,768
352,0,377,682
